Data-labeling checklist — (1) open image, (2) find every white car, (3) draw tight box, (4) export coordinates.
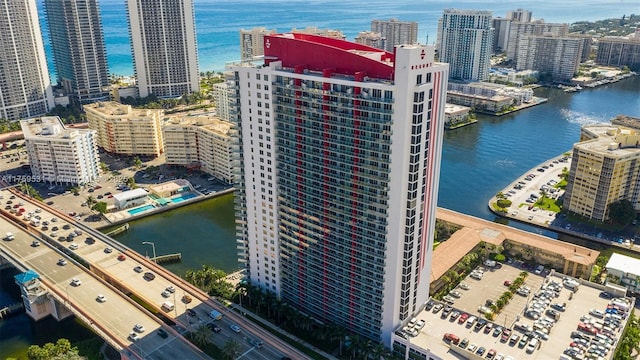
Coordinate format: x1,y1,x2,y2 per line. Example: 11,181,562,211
229,324,241,333
71,278,81,286
69,243,78,250
96,294,106,303
128,332,140,342
134,323,145,333
415,319,426,329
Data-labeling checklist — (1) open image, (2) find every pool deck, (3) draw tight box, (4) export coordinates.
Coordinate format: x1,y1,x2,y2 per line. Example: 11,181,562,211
100,187,235,229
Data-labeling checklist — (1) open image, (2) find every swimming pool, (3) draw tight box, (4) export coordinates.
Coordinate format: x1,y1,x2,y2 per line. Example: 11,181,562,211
171,193,197,203
128,204,155,215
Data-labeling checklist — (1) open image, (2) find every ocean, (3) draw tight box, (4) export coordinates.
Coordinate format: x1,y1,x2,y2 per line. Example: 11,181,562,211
37,0,640,80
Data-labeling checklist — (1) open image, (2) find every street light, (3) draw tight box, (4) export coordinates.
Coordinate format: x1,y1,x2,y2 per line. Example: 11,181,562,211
142,241,156,262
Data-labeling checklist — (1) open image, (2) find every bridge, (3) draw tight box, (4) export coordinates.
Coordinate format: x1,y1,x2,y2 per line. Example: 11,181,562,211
0,188,310,360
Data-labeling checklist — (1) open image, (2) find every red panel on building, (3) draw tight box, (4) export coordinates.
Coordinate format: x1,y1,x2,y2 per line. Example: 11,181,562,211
263,33,395,80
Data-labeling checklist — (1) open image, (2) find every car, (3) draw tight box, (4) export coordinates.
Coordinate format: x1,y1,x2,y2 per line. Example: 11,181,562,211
509,334,520,345
458,283,470,290
493,325,503,337
528,215,534,220
96,294,106,303
134,323,145,333
503,280,511,286
85,237,95,244
118,254,126,261
144,272,156,281
104,247,113,253
68,243,78,250
450,310,460,321
442,295,455,304
250,338,263,348
161,290,171,298
475,318,487,330
484,322,494,333
459,337,469,349
229,324,241,333
62,224,70,230
128,332,140,342
207,323,222,333
552,303,567,312
165,285,176,293
467,344,477,353
518,335,529,348
133,266,144,273
476,346,486,356
187,308,196,316
458,312,469,324
31,240,40,247
590,309,605,318
71,278,81,286
57,258,67,266
449,290,462,298
415,319,425,329
157,328,168,338
466,315,477,327
432,303,443,313
486,349,497,360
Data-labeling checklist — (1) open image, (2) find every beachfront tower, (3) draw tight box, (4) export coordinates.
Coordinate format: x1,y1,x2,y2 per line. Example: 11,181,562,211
230,35,449,345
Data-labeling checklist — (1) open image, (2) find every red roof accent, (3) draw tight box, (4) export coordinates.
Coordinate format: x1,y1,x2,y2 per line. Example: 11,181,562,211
264,33,395,80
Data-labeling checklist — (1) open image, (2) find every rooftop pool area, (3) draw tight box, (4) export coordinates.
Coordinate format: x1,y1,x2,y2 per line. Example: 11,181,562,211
170,193,197,204
128,204,155,215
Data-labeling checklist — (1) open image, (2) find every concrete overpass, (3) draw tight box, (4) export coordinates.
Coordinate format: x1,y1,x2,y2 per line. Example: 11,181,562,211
0,187,310,359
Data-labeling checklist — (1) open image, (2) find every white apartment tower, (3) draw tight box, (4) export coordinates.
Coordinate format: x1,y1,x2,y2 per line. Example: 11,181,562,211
506,21,569,63
0,0,54,121
240,27,277,61
437,9,493,81
21,117,99,184
371,18,418,52
84,101,164,157
126,0,200,98
516,35,583,81
44,0,110,102
230,34,448,344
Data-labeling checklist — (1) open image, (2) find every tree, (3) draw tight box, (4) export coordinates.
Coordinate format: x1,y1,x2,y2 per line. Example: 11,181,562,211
27,339,79,360
92,201,108,214
494,253,506,262
221,339,242,360
99,161,110,173
85,195,96,208
133,156,143,169
608,199,635,225
19,183,42,201
190,324,213,348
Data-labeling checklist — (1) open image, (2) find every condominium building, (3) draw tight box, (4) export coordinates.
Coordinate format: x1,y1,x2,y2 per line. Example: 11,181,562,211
516,35,583,81
606,253,640,294
163,114,235,184
507,8,532,23
354,31,386,50
212,81,233,122
289,26,346,39
370,18,418,52
492,17,511,54
596,37,640,71
127,0,200,98
0,0,54,121
437,9,493,81
230,34,448,344
21,116,99,184
84,101,164,157
44,0,110,102
563,117,640,222
240,27,277,61
505,21,569,63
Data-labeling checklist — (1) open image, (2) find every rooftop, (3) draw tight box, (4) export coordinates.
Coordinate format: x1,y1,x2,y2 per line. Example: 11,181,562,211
577,123,640,156
20,117,91,140
165,114,233,136
84,101,162,119
606,252,640,276
112,188,148,202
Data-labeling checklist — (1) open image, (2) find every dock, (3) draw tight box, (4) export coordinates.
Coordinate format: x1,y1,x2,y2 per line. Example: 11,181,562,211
104,223,129,236
0,302,24,319
149,253,182,264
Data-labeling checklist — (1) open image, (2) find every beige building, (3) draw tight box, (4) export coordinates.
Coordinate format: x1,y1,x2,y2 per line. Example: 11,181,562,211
84,101,164,157
212,81,232,121
564,116,640,222
354,31,385,50
240,27,277,61
163,114,236,184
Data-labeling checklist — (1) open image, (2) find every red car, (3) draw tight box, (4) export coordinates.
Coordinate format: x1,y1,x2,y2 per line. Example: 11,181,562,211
118,254,126,261
458,313,469,324
501,328,512,342
504,280,511,286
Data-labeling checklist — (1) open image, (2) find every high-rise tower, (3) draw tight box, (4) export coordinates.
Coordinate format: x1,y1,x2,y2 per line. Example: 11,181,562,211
371,18,418,52
44,0,110,102
126,0,199,98
437,9,493,81
231,34,448,344
0,0,54,121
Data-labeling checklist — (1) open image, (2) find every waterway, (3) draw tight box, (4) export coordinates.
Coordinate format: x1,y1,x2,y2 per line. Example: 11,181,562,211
1,77,639,358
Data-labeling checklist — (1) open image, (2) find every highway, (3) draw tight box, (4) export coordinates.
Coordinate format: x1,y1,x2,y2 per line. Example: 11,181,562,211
0,187,310,359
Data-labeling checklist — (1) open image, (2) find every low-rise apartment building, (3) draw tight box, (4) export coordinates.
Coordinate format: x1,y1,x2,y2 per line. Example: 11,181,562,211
605,253,640,295
163,114,235,184
21,116,99,184
84,101,164,157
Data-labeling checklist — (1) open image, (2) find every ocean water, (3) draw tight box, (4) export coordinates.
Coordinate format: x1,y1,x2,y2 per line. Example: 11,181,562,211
38,0,640,79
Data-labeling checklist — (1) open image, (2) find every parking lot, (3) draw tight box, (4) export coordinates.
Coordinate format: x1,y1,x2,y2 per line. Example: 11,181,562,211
399,262,630,360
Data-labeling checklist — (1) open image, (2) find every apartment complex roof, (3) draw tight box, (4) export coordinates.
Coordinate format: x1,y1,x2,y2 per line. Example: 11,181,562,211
606,252,640,276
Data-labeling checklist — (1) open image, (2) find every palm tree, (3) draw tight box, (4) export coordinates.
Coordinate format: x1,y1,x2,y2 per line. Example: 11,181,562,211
370,343,386,360
190,324,213,348
222,339,242,360
519,271,529,279
328,323,346,356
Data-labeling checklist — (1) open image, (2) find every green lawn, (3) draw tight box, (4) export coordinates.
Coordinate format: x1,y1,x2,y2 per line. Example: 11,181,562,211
534,197,562,212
